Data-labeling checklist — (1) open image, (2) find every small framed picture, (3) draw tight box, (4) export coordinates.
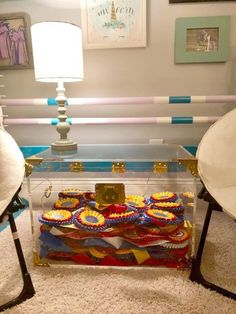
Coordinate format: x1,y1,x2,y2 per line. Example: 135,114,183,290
175,16,230,63
0,12,33,70
81,0,146,49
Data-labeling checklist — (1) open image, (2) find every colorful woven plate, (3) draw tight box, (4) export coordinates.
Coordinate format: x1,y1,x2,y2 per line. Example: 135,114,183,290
73,209,107,232
150,202,184,214
150,192,178,203
53,198,81,211
58,188,83,200
145,209,179,226
39,210,73,226
106,210,139,225
125,195,146,211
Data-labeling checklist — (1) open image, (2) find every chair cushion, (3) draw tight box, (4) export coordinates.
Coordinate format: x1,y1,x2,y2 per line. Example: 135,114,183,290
0,129,25,216
197,108,236,219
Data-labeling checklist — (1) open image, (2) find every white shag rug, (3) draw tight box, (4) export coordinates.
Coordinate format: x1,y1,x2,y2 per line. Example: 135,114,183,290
0,200,235,314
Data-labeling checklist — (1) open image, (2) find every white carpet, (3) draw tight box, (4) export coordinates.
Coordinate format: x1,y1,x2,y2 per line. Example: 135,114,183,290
0,200,235,314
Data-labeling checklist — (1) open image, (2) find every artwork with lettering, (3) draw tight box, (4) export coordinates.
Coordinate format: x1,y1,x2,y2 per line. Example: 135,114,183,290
81,0,146,49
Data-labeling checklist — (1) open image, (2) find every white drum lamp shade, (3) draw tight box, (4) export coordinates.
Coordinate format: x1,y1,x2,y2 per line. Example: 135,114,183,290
31,21,84,83
31,21,84,151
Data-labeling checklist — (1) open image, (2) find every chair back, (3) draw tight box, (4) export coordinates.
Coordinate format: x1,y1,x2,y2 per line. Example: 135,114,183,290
197,108,236,219
0,129,25,216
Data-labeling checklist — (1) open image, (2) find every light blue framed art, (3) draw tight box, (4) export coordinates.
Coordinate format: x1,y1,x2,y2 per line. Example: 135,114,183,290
175,16,230,63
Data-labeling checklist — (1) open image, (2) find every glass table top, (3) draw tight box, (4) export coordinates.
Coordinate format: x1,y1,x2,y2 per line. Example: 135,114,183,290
35,144,193,162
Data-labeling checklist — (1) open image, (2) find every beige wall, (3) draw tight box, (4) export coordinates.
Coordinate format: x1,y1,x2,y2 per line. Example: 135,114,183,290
1,0,236,146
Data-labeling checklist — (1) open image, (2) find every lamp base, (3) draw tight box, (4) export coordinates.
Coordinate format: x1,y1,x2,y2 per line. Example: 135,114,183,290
51,140,77,152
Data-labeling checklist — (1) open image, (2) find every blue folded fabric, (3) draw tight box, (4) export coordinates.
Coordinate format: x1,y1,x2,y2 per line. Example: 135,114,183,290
39,231,72,253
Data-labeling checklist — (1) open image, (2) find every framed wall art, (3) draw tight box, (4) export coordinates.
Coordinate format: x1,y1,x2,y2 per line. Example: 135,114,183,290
81,0,146,49
175,16,230,63
0,12,33,70
170,1,236,3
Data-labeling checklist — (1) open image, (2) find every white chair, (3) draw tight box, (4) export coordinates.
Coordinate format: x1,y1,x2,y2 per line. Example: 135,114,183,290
190,108,236,300
0,128,35,312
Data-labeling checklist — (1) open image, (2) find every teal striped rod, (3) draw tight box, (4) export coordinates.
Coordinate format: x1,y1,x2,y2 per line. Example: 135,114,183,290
4,116,219,126
2,95,236,106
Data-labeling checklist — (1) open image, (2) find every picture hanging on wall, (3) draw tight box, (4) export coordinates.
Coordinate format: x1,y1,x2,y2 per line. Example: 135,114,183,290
170,1,236,3
175,16,230,63
81,0,146,49
0,12,33,70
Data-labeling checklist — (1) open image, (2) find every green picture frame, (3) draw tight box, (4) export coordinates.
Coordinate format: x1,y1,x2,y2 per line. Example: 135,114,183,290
175,16,230,63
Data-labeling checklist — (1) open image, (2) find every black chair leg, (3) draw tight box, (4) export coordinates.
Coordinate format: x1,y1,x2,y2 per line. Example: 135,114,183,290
0,213,35,312
190,189,236,300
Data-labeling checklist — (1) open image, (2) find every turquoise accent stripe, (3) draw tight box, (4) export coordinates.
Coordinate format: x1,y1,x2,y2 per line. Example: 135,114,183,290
51,118,59,125
169,96,191,104
184,146,197,156
172,117,193,124
67,118,72,125
51,118,72,125
47,98,57,106
20,146,49,158
47,99,68,106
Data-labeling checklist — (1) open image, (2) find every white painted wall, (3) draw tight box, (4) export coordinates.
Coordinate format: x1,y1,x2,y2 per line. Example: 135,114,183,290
1,0,236,146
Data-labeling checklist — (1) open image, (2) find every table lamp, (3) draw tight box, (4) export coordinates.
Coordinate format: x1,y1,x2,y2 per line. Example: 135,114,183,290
31,21,84,151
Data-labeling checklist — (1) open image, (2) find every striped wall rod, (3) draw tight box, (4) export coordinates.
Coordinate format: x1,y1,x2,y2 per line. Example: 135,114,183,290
4,116,219,126
2,95,236,106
